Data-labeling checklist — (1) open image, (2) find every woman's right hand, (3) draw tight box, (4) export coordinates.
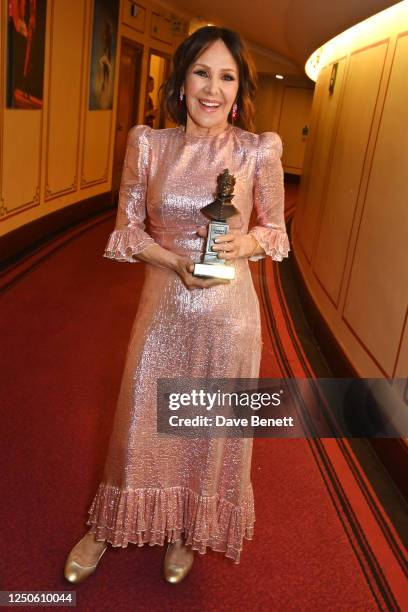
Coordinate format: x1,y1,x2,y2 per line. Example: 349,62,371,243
174,256,230,290
134,245,230,289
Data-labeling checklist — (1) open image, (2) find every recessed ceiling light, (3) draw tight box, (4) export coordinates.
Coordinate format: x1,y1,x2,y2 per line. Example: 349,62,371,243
275,74,284,79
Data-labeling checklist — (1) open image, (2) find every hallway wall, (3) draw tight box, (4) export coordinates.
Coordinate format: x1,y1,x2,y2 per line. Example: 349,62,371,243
292,2,408,378
0,0,189,237
1,0,315,257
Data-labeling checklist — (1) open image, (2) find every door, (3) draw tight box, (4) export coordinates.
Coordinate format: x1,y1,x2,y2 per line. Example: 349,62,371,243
113,38,143,190
278,86,314,175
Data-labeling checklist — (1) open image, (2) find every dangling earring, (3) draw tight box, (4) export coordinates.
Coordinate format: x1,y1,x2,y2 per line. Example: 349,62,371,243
178,91,184,110
232,102,238,121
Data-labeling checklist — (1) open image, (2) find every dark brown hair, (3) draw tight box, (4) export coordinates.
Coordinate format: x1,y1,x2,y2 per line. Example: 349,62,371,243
161,26,257,132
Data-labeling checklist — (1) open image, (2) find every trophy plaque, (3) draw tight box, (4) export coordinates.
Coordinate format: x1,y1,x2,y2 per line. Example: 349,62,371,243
193,169,239,280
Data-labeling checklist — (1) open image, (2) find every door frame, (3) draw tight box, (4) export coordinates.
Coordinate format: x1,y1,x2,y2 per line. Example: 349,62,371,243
117,36,144,131
112,37,144,192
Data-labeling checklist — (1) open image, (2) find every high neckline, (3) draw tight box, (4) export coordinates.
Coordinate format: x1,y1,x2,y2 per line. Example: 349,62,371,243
178,123,233,141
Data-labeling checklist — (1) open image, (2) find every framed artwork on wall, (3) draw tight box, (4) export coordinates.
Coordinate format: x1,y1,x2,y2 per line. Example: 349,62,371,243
6,0,47,109
89,0,120,110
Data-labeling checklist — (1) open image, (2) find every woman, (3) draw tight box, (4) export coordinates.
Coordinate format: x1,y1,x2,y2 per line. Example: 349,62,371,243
144,75,158,128
64,25,290,585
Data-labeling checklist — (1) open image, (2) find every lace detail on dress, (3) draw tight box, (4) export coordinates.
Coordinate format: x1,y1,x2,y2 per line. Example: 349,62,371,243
248,226,290,262
86,482,255,564
103,228,155,262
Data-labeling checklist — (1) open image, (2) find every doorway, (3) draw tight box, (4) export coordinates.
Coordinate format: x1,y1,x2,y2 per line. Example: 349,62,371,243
145,50,171,129
112,38,143,190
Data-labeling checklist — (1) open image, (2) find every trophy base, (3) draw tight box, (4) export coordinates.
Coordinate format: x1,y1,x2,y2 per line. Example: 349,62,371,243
193,262,235,280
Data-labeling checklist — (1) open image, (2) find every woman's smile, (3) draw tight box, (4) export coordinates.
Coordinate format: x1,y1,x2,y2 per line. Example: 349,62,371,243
198,98,222,112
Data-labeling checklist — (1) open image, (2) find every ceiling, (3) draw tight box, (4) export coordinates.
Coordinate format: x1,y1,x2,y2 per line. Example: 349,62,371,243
164,0,401,83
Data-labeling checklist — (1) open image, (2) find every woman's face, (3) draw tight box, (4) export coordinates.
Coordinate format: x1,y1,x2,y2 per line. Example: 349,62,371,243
182,39,239,133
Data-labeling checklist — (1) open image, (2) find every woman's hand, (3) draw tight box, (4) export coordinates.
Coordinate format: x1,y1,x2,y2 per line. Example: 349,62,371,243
196,226,261,261
173,255,230,291
134,241,231,289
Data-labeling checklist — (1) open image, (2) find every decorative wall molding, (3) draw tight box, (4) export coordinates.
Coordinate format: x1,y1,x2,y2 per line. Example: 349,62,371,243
45,175,78,199
293,27,408,377
44,0,86,201
80,164,110,189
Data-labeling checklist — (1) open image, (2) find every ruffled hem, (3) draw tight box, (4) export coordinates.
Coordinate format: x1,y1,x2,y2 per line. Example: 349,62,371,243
103,228,155,263
248,227,290,262
86,482,255,564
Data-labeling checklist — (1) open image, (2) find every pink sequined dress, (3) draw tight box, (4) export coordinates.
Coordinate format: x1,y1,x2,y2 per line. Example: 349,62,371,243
86,123,290,564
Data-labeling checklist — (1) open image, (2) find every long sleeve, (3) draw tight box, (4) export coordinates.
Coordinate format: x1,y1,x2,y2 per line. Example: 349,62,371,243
248,132,290,262
103,125,156,263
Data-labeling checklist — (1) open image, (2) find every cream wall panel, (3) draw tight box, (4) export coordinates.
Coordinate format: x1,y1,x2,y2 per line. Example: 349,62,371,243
2,111,42,214
343,34,408,376
298,60,346,263
314,41,388,305
45,0,85,200
293,73,325,236
122,1,147,32
81,112,112,186
254,76,273,132
151,10,172,45
254,76,281,133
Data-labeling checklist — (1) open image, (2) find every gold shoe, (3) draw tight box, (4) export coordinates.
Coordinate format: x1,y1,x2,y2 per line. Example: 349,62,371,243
64,534,108,584
163,539,194,584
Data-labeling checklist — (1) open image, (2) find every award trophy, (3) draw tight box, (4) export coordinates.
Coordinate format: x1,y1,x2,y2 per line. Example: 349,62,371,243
193,169,239,280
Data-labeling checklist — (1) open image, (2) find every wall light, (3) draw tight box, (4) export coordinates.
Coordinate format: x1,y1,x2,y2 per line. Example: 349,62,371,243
305,0,407,82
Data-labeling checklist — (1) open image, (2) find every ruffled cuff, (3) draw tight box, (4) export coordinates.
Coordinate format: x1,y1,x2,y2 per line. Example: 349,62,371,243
248,226,290,262
103,227,156,263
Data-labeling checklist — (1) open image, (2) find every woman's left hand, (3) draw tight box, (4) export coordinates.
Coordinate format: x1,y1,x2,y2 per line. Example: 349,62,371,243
196,226,259,261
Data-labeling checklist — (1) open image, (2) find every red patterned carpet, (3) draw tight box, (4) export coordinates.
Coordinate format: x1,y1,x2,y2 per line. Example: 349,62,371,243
0,190,406,611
